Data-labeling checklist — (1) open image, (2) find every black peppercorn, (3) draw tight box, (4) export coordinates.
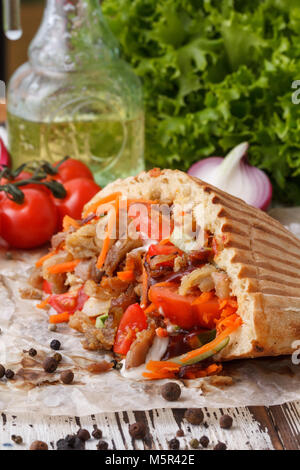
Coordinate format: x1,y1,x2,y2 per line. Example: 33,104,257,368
92,428,103,440
53,352,62,363
200,435,209,448
161,382,181,402
169,438,180,450
220,414,233,429
28,348,37,357
30,440,48,451
184,408,204,425
5,369,14,380
77,429,91,442
43,357,57,373
0,364,5,379
65,434,76,446
56,439,69,451
214,441,227,451
97,440,108,450
189,438,199,449
56,436,85,450
60,370,74,384
129,422,147,439
11,435,23,445
50,339,61,351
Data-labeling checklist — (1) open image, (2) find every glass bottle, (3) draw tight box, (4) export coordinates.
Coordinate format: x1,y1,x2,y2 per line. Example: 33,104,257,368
6,0,144,186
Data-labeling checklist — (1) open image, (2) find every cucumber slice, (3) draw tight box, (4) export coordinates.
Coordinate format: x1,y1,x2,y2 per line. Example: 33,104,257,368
171,336,230,366
197,329,216,346
95,313,108,329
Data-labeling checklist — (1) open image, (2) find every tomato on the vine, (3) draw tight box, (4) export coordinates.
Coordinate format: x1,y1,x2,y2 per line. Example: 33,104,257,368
53,177,100,228
53,158,94,183
0,188,58,249
0,171,32,186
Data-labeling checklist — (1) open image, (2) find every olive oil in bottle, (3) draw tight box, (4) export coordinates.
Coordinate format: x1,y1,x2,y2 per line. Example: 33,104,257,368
7,111,144,187
6,0,144,185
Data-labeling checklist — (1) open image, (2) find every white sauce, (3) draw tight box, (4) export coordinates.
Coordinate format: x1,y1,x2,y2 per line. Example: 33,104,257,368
120,336,169,380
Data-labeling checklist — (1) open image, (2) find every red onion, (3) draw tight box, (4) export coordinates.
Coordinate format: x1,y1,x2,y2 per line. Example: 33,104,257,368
188,142,272,211
0,137,10,170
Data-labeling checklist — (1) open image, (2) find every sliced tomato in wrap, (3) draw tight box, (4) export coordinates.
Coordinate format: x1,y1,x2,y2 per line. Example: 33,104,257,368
149,284,220,329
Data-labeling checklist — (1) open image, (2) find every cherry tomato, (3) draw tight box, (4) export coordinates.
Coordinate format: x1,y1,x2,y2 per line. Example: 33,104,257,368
48,287,88,314
54,158,94,183
113,303,147,355
0,188,58,249
0,171,32,186
149,284,220,329
0,170,52,197
0,217,8,248
48,292,78,314
43,280,52,295
53,177,100,228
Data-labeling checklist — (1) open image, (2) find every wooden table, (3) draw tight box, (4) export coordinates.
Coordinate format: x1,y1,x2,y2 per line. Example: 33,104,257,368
1,402,300,450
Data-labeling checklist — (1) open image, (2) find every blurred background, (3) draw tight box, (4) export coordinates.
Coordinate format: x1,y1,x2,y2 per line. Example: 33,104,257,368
0,0,43,82
1,0,300,205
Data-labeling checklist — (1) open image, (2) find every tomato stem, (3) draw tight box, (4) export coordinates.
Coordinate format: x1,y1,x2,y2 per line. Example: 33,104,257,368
0,159,69,203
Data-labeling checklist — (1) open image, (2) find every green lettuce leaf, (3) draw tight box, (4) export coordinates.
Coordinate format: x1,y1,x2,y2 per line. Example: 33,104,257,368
103,0,300,204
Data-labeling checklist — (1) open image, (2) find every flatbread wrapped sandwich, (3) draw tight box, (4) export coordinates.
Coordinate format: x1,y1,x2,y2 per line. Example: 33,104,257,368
30,169,300,380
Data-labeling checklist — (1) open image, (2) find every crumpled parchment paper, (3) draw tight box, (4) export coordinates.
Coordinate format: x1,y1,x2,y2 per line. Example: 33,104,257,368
0,208,300,416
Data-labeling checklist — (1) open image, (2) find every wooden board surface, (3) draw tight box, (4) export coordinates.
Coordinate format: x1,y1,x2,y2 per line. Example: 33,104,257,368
1,402,300,450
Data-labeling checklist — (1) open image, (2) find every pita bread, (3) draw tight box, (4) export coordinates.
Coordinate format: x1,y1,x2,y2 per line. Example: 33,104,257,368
85,169,300,360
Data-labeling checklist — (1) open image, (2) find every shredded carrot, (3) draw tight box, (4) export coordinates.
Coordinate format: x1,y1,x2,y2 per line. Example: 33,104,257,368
149,281,175,288
63,215,80,232
96,201,118,269
218,299,228,310
146,360,180,372
144,303,157,315
49,312,70,324
141,264,148,309
216,313,239,334
159,238,171,245
156,327,169,338
142,315,242,376
142,371,178,380
142,360,180,379
117,270,135,282
47,259,80,274
36,296,50,309
83,192,122,217
184,364,222,379
35,252,55,267
218,298,238,310
142,372,174,379
127,199,159,205
94,201,117,217
192,291,214,305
